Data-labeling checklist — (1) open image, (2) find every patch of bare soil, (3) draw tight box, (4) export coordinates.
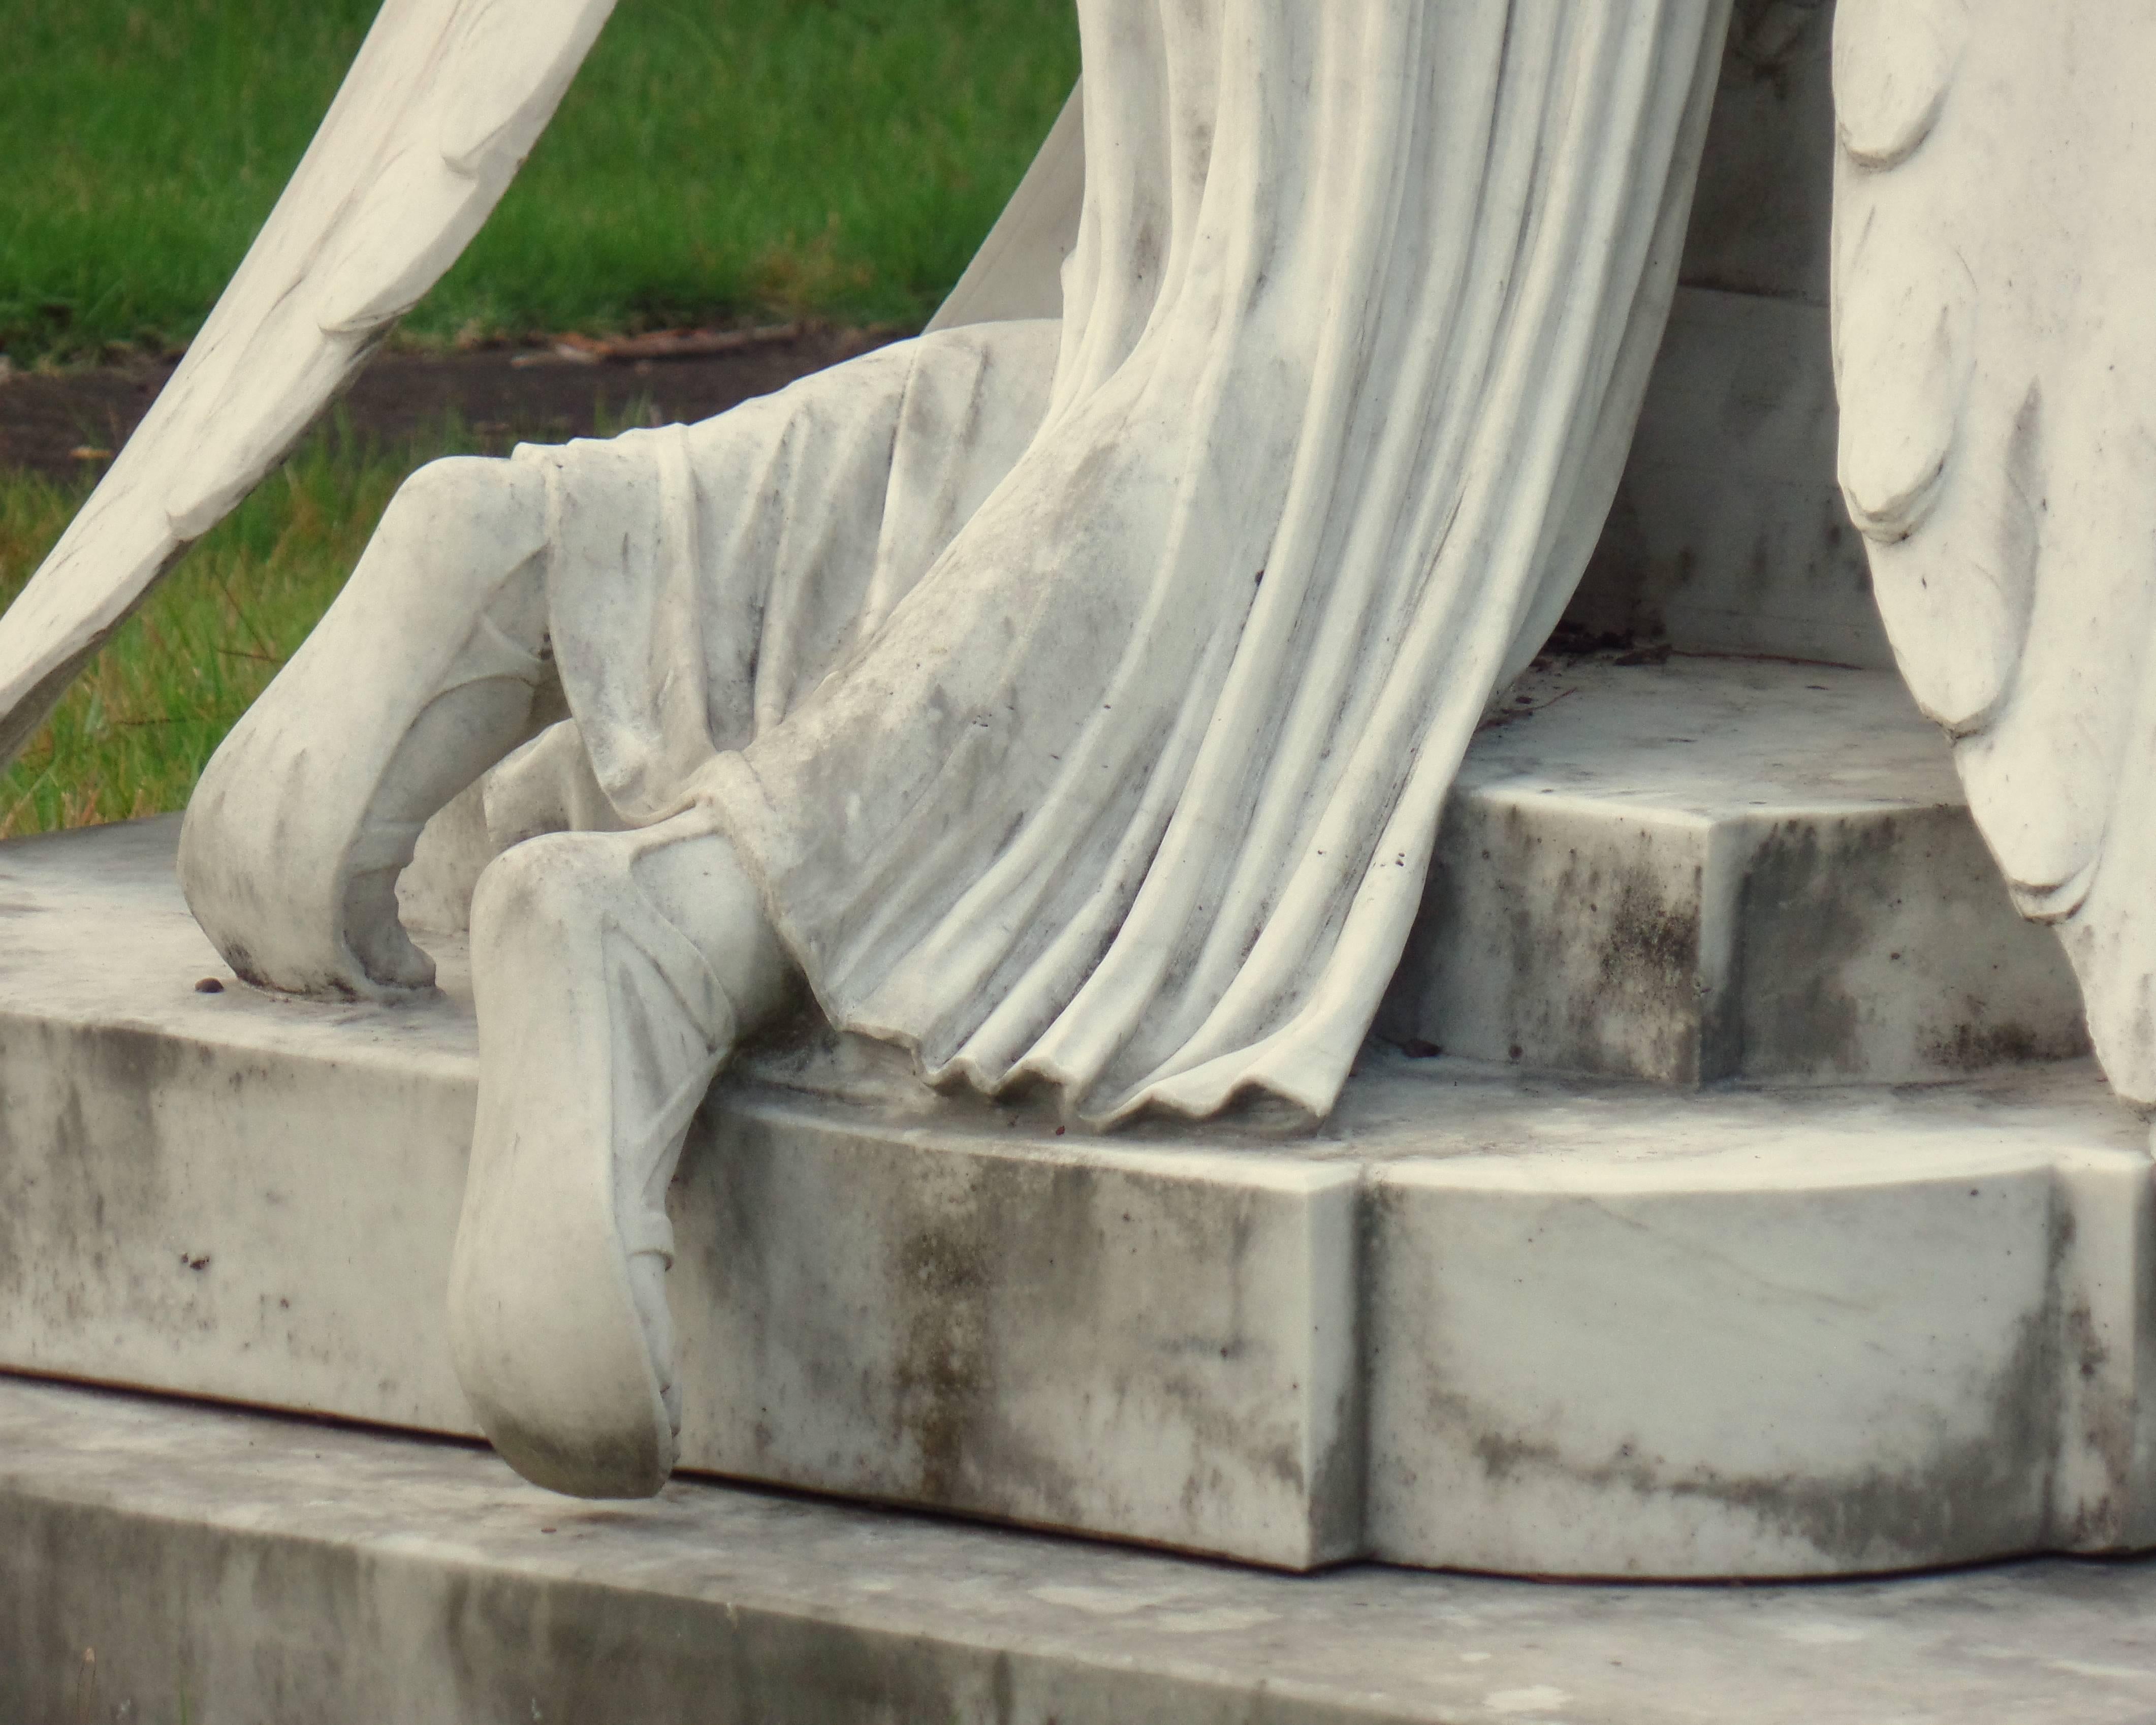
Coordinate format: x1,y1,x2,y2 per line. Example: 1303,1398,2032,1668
0,325,904,479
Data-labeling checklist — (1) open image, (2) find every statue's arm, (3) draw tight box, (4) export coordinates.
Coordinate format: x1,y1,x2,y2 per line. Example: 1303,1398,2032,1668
0,0,617,767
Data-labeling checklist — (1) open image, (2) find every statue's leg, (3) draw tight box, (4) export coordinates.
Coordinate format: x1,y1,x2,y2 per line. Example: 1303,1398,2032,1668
178,456,552,998
445,807,793,1498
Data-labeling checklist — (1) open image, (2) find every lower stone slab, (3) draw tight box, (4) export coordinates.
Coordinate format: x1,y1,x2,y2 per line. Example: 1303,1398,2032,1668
5,817,2156,1577
0,820,1357,1570
12,1375,2156,1725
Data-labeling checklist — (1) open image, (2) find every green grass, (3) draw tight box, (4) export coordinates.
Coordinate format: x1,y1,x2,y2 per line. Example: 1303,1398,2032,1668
0,1,1080,833
0,429,430,834
2,0,1081,363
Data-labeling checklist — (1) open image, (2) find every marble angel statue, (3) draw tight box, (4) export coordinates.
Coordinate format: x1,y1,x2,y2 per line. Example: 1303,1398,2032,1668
0,0,1756,1499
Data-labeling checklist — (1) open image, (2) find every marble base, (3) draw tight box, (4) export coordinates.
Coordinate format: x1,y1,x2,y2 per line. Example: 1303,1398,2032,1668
11,1373,2156,1725
1,817,2151,1576
1364,1072,2156,1576
0,818,1355,1569
1568,288,1887,669
1383,656,2089,1085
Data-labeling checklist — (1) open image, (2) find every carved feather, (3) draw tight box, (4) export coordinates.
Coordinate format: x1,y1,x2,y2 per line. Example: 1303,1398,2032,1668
0,0,617,766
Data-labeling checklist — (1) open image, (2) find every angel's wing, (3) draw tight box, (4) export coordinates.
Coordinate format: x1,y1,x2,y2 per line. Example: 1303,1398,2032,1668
1832,0,2156,1100
926,82,1083,334
0,0,618,764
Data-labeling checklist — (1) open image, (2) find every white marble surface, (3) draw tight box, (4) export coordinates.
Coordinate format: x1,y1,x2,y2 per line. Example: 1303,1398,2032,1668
34,4,1733,1503
1832,4,2156,1110
1569,289,1884,668
1382,655,2087,1084
8,2,1732,1137
15,1372,2156,1724
17,0,2152,1578
1366,1064,2156,1576
3,819,2153,1577
0,819,1358,1569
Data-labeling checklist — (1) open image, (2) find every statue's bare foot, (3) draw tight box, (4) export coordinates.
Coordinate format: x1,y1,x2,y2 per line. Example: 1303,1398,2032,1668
178,457,551,998
446,810,792,1498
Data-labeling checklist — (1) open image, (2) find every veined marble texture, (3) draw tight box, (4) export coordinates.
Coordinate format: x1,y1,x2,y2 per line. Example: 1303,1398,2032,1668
8,818,2156,1578
1833,1,2156,1106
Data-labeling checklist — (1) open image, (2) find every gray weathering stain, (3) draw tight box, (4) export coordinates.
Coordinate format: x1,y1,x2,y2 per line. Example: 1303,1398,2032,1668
1382,797,1714,1083
1926,1019,2059,1074
1730,814,1878,1077
688,1104,1349,1561
1584,862,1706,1081
1436,1201,2088,1573
0,1018,195,1318
433,1540,1007,1725
1734,809,2088,1081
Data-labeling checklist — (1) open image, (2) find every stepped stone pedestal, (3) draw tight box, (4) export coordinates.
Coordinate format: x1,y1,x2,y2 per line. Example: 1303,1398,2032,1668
4,660,2150,1580
1381,656,2088,1085
12,1372,2156,1725
19,7,2156,1711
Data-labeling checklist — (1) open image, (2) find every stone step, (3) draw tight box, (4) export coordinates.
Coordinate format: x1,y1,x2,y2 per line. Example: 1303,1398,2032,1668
1381,655,2091,1085
6,1372,2156,1725
3,818,2154,1579
1569,287,1885,669
1565,6,1874,670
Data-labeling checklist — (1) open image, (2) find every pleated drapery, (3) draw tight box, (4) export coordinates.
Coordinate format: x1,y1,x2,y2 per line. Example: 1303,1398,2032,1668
543,0,1732,1125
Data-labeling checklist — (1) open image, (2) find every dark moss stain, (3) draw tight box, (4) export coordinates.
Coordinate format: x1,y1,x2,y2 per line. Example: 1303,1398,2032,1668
1730,814,1875,1077
684,1105,1351,1563
1592,868,1706,1080
1735,807,2087,1081
2059,1294,2132,1550
1926,1021,2054,1075
1306,1372,1368,1564
1526,815,1708,1085
890,1198,1003,1508
0,1018,192,1326
1413,1185,2114,1574
1381,799,1715,1084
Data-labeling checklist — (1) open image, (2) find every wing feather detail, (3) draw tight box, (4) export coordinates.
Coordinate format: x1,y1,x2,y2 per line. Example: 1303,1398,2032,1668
1834,0,2156,1101
0,0,616,765
1831,0,1960,170
1832,208,1968,548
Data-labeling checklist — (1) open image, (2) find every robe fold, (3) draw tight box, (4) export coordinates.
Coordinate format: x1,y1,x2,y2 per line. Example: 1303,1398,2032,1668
520,0,1732,1124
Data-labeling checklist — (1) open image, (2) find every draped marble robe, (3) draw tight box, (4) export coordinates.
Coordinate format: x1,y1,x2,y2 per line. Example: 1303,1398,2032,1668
524,0,1731,1125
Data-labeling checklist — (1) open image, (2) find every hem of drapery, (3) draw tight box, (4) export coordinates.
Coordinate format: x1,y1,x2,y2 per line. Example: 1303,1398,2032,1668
680,746,1345,1131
